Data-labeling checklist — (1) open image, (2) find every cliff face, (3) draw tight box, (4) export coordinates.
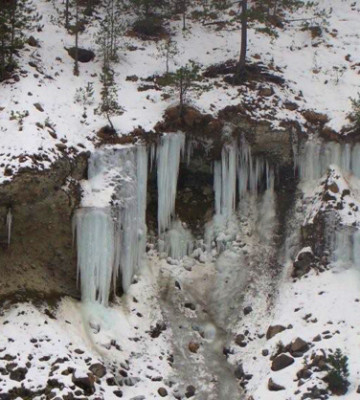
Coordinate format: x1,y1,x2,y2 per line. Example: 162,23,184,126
0,154,88,300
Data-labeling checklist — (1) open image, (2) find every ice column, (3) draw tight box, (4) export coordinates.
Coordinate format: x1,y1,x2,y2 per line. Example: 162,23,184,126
298,140,360,181
157,133,185,233
74,208,115,305
74,145,149,304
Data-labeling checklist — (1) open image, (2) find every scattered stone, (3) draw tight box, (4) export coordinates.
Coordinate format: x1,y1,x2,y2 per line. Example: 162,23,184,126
9,367,27,382
268,378,285,391
259,87,274,97
262,349,269,357
89,363,106,378
33,103,44,112
184,302,196,311
290,337,309,355
149,321,167,338
113,390,123,398
271,354,295,371
158,387,168,397
313,334,321,342
185,385,196,398
27,36,39,47
234,364,245,380
188,341,200,353
296,368,312,380
243,306,253,315
72,372,95,395
266,325,286,340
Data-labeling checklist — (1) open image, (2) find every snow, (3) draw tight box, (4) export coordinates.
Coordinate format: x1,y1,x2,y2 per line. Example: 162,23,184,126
0,0,359,183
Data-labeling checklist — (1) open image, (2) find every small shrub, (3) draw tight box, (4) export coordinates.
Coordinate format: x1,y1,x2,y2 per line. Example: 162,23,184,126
133,16,164,38
324,348,349,395
350,93,360,130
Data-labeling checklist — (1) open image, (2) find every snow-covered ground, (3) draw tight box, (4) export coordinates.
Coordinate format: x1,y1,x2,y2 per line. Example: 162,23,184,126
0,0,359,183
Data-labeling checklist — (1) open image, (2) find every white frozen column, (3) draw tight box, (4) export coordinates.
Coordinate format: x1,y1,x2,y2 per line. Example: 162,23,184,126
157,133,185,234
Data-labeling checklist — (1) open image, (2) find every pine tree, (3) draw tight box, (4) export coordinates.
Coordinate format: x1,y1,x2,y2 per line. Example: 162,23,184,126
96,68,123,131
0,0,34,81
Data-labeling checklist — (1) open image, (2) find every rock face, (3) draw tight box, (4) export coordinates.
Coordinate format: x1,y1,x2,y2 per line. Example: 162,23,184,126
0,154,87,298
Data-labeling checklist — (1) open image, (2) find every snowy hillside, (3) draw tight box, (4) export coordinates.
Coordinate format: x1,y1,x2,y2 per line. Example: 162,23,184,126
1,0,360,399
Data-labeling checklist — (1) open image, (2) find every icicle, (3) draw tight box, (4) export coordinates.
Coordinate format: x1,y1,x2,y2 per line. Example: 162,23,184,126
74,207,115,306
299,139,360,182
6,208,12,246
75,145,149,304
157,133,185,234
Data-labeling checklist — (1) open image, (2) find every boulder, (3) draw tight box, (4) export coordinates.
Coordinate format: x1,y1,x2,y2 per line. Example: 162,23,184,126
293,247,314,278
66,47,95,63
271,354,295,371
290,338,309,355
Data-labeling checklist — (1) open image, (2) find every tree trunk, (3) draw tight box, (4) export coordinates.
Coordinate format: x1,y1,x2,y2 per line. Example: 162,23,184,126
74,0,79,76
65,0,70,30
182,0,186,30
179,70,184,120
234,0,247,83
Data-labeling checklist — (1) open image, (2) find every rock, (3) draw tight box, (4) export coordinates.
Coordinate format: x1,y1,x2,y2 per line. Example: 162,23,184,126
235,334,245,346
296,368,312,380
284,101,299,111
313,334,322,342
66,47,95,63
185,385,196,398
234,364,245,380
271,354,295,371
262,349,269,356
243,306,253,315
268,378,285,391
33,103,44,112
302,110,329,125
357,385,360,394
72,372,95,395
9,367,27,382
259,87,274,97
149,321,167,338
184,302,196,311
113,390,123,398
89,363,106,378
158,387,168,397
27,36,39,47
266,325,286,340
293,247,314,278
290,338,309,354
188,341,200,353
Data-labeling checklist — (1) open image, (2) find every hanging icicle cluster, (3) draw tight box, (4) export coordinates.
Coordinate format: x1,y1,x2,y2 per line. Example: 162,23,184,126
298,140,360,181
74,145,148,305
214,139,274,218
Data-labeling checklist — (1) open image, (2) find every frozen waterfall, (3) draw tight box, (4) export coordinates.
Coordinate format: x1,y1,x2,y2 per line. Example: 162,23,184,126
74,145,149,305
298,139,360,181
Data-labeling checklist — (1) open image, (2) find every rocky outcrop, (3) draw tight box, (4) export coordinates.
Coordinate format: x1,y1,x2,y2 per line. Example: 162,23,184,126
0,153,88,299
